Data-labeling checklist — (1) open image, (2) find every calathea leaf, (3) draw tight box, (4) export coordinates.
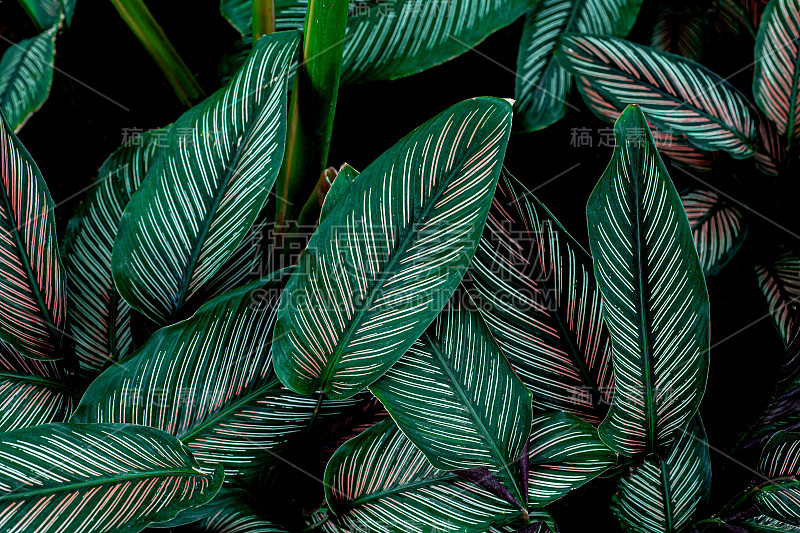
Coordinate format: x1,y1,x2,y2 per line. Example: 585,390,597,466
325,414,614,532
273,97,513,400
461,172,613,425
158,488,288,532
369,297,533,503
756,247,800,346
0,339,71,431
556,34,757,158
72,271,361,480
681,188,748,277
0,26,57,131
63,129,163,379
0,422,223,533
319,163,359,223
612,416,712,533
514,0,642,132
112,31,299,324
0,109,65,360
755,110,786,176
729,514,800,532
753,0,800,149
650,4,706,62
588,105,710,457
15,0,63,29
754,431,800,523
149,487,244,528
221,0,309,36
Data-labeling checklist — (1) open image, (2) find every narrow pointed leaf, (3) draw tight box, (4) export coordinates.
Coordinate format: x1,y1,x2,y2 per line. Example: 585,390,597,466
319,163,359,223
112,31,299,324
370,298,532,501
0,423,222,533
0,110,65,360
756,248,800,346
556,34,757,158
681,189,748,277
611,417,712,533
588,105,710,456
753,0,800,148
73,272,360,479
755,431,800,523
16,0,62,29
0,27,56,131
273,97,513,400
461,173,612,425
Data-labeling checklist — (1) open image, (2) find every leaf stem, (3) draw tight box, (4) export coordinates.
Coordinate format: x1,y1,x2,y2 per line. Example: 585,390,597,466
252,0,275,39
108,0,204,106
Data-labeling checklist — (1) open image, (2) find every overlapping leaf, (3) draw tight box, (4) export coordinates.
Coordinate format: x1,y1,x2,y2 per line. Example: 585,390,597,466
754,0,800,148
0,423,222,533
171,489,288,532
273,97,512,400
221,0,309,36
461,173,612,425
0,26,56,131
112,31,299,324
514,0,642,132
732,514,800,532
16,0,63,29
681,188,748,277
325,414,613,532
370,299,533,502
755,110,786,176
0,111,65,360
650,5,705,62
556,34,757,158
755,431,800,523
588,105,710,456
612,417,712,533
755,247,800,346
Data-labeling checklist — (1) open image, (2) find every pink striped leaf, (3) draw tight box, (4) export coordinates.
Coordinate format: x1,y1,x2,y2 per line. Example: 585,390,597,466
0,422,222,533
755,109,786,176
650,5,706,62
755,247,800,346
273,97,513,400
0,110,65,360
755,431,800,523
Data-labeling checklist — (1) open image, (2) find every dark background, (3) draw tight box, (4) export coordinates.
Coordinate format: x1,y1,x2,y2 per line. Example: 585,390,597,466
2,1,798,531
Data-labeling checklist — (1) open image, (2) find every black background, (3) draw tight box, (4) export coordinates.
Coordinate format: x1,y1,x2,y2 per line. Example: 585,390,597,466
2,0,799,531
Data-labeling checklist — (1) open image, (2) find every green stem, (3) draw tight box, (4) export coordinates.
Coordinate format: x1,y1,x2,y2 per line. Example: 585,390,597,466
108,0,204,106
274,0,349,235
253,0,276,39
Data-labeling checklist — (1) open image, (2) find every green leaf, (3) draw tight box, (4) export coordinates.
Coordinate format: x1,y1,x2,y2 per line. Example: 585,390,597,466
15,0,63,29
319,163,359,223
112,31,299,324
753,0,800,149
220,0,309,36
462,172,613,425
611,417,712,533
588,105,710,456
0,110,65,360
735,515,800,532
681,188,748,277
0,422,222,533
370,297,533,502
755,247,800,346
149,487,243,528
273,97,512,400
63,129,163,379
556,34,757,158
72,272,361,480
755,431,800,524
0,26,57,131
514,0,642,132
153,488,287,531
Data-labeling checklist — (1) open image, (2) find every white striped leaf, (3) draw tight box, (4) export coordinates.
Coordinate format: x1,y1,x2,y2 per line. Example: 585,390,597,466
556,34,758,158
151,488,244,528
0,109,65,360
72,272,360,480
0,339,70,431
681,188,748,277
754,0,800,149
0,26,56,132
63,130,163,379
112,31,299,324
755,431,800,523
273,97,513,400
16,0,63,29
324,414,614,532
221,0,309,36
461,173,613,425
514,0,642,132
0,422,223,533
369,298,533,503
588,105,710,456
734,514,800,532
171,490,288,532
611,417,712,533
756,248,800,346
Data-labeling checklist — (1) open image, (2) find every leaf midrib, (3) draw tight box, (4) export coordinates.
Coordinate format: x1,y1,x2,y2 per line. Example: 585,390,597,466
660,457,674,533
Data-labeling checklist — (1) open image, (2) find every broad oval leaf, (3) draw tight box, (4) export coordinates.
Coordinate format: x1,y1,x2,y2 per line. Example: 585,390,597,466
681,188,748,277
756,431,800,523
754,0,800,148
370,298,533,502
611,417,712,533
0,422,222,533
461,173,613,425
0,27,56,131
112,31,299,324
556,34,757,158
273,97,513,400
756,247,800,346
0,110,65,360
588,105,710,456
73,272,360,479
